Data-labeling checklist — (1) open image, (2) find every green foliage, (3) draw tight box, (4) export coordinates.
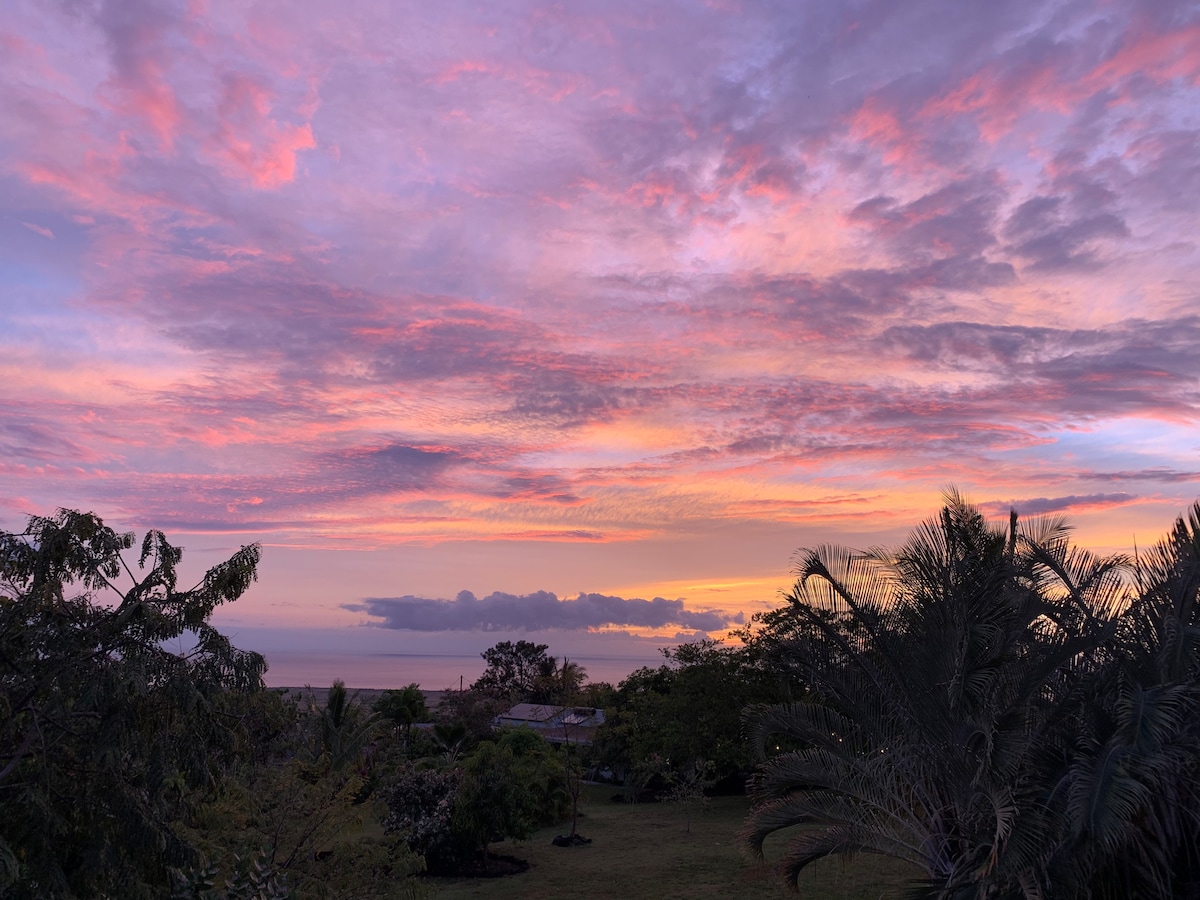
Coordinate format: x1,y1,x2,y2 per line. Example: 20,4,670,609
595,639,781,793
1054,501,1200,898
0,508,267,898
579,680,617,710
433,687,508,749
374,684,430,755
0,510,422,899
428,721,465,763
374,684,430,722
453,741,540,858
496,727,572,827
296,833,424,900
471,640,559,703
381,765,465,873
744,492,1200,898
171,847,290,900
381,728,569,874
309,679,381,772
183,708,422,899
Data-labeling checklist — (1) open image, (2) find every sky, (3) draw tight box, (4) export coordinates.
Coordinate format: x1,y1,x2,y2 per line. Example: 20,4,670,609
3,0,1200,686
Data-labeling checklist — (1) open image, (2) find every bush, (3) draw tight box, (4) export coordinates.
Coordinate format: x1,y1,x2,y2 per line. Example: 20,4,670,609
381,729,571,874
381,766,466,873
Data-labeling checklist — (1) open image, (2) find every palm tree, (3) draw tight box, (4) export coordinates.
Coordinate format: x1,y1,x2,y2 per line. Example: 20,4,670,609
374,684,430,753
1045,502,1200,898
555,657,587,703
315,680,380,771
744,492,1127,897
433,722,468,763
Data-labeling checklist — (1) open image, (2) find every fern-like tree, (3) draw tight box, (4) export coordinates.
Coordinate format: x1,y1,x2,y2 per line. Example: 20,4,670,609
1047,503,1200,897
744,492,1132,897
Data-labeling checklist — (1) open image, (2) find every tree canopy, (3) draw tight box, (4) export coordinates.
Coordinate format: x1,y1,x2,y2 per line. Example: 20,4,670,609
471,639,560,703
0,509,267,898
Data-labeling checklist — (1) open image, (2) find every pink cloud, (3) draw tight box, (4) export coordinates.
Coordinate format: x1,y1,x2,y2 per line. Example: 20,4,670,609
122,58,182,151
431,57,586,101
209,74,316,188
20,221,54,239
92,5,188,153
846,94,932,172
17,150,126,212
919,20,1200,143
1087,22,1200,90
920,59,1070,142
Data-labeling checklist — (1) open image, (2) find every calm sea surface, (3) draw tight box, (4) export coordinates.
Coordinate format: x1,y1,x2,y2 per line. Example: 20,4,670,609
262,650,659,690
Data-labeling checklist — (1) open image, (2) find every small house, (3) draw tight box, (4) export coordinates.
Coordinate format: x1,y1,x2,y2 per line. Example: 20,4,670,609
493,703,605,744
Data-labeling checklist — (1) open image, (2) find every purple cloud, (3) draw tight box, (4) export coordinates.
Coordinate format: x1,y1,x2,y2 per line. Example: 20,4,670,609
980,493,1137,516
347,590,742,633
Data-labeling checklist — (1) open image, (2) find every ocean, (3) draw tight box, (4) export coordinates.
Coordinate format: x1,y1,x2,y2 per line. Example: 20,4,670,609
261,650,661,690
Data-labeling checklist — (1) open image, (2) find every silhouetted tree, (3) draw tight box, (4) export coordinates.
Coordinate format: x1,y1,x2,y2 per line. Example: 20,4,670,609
744,491,1200,898
374,684,430,751
471,640,558,702
0,509,267,898
310,679,380,772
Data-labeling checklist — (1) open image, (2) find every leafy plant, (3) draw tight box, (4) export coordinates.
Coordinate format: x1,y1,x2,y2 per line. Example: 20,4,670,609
309,679,381,773
659,758,716,833
171,848,289,900
381,729,569,874
374,685,431,754
381,766,465,873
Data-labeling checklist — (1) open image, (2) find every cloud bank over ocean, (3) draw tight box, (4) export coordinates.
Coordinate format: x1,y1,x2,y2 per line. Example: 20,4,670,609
347,590,741,633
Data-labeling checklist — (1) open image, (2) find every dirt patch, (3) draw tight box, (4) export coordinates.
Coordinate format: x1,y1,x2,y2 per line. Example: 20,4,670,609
427,853,530,879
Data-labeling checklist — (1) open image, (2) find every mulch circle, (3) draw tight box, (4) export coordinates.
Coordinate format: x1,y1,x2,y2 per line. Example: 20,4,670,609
552,833,592,847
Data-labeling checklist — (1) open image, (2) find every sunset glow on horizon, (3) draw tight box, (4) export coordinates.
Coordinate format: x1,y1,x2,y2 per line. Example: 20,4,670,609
3,0,1199,680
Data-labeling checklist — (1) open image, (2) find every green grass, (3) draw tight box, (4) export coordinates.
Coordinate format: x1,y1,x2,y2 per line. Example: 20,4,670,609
430,787,919,899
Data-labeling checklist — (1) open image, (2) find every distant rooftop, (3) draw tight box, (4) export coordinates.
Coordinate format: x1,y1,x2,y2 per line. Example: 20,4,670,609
493,703,606,743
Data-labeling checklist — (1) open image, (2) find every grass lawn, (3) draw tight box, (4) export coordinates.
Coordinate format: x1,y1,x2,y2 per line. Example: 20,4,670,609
429,787,919,899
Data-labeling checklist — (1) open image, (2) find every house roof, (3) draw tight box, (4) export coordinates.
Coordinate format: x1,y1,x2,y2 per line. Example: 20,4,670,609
498,703,562,723
495,703,605,726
